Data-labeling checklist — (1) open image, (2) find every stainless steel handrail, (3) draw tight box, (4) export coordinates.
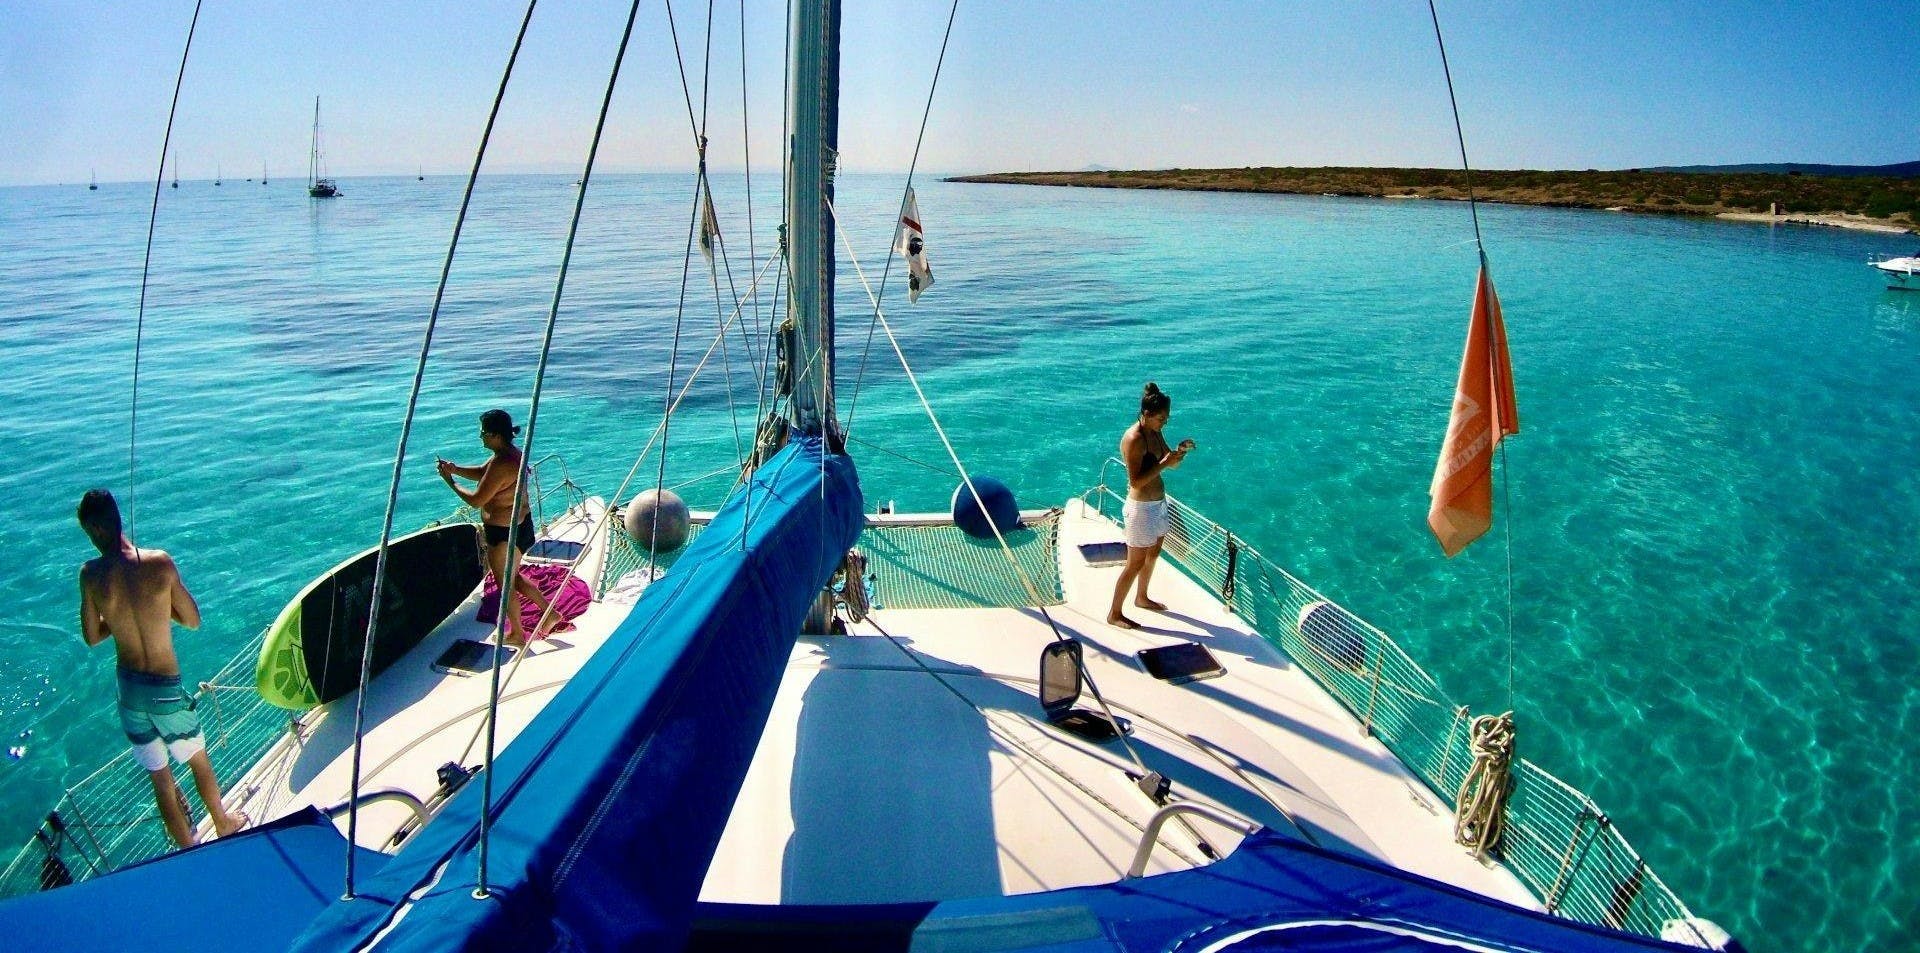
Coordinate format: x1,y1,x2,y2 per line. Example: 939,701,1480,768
1125,802,1261,878
321,788,431,828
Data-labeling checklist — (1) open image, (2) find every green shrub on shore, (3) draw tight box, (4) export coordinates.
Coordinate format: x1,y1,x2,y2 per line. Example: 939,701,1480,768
952,166,1919,226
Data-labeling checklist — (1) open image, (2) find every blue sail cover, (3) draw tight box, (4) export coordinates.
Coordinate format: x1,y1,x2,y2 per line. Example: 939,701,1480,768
0,808,388,953
284,436,861,952
688,830,1715,953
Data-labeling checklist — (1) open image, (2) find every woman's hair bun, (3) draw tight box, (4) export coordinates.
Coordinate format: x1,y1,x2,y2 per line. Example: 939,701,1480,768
1139,381,1171,415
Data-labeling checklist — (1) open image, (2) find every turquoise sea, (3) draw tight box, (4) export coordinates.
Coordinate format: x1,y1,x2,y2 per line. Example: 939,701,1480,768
1,173,1915,951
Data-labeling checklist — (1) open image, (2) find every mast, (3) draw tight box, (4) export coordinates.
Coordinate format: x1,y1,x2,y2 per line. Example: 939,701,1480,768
309,96,321,188
783,0,842,440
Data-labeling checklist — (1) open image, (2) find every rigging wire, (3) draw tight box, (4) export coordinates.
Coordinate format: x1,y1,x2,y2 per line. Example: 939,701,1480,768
692,0,752,468
340,0,543,900
127,0,206,541
474,0,649,899
737,0,772,544
860,615,1203,868
646,193,704,576
448,251,784,771
1426,0,1514,713
651,0,722,574
827,199,1151,777
862,613,1316,851
841,0,963,436
1428,0,1482,252
739,0,765,391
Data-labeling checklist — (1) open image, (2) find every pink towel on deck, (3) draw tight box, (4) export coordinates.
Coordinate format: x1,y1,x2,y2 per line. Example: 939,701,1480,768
477,562,592,639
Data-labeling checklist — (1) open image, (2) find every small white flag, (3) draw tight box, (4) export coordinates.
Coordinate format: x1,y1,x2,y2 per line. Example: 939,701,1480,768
894,187,934,302
698,182,720,264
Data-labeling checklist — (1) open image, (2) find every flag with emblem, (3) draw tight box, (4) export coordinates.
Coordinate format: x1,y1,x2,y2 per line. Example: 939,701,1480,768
698,180,720,264
894,188,934,302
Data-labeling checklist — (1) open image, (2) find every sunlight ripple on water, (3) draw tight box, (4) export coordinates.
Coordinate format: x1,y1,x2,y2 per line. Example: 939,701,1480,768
1,175,1915,951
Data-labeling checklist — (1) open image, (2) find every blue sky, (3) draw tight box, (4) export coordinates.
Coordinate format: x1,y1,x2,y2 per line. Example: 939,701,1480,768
4,0,1914,186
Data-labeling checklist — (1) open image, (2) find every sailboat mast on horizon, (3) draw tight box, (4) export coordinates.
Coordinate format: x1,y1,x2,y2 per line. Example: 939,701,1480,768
169,151,178,189
307,96,339,198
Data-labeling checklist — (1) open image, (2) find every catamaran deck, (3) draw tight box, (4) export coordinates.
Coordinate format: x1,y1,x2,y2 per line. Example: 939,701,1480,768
209,494,1534,910
698,498,1537,908
215,501,619,847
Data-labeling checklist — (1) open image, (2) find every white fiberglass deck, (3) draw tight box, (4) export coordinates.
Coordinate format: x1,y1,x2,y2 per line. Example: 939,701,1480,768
699,498,1537,908
215,500,621,849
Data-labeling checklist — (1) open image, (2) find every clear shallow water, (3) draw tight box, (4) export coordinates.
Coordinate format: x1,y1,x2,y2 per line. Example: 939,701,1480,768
1,174,1915,951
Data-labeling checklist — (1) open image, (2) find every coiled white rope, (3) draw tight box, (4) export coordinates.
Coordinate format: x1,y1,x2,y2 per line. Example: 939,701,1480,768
1453,711,1515,857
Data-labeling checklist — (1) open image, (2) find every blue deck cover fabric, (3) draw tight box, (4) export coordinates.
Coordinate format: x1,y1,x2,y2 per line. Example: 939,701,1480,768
684,831,1720,952
907,830,1716,953
0,808,388,953
289,436,862,953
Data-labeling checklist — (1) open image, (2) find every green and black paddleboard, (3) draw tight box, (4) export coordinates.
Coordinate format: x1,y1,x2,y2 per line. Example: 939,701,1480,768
256,524,485,710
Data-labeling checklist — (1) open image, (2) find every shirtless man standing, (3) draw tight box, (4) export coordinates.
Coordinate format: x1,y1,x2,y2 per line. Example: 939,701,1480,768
1108,382,1194,629
437,408,553,645
76,489,246,847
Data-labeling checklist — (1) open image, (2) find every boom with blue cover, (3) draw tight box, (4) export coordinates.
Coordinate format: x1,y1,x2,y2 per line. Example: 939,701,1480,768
289,436,861,952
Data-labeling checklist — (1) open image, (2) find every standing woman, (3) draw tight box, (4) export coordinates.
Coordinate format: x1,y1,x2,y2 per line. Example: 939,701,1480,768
1109,382,1193,629
438,409,554,645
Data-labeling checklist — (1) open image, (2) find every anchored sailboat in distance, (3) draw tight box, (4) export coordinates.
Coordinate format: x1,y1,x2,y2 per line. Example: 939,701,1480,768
0,3,1741,952
308,96,339,198
88,170,97,191
169,151,178,189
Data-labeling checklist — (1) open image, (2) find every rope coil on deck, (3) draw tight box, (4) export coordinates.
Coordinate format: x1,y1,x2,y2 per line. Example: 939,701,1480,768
1453,711,1516,857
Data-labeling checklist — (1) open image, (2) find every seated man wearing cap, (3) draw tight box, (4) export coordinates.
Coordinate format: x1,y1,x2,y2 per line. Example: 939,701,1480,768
438,408,554,645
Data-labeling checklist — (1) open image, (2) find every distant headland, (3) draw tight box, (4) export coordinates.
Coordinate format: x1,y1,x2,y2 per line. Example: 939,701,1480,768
946,166,1920,234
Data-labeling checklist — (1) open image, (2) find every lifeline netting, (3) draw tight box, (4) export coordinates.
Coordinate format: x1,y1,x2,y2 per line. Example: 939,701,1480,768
1089,484,1693,939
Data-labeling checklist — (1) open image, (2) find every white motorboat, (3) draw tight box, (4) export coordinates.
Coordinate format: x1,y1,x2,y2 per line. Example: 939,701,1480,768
1872,254,1919,289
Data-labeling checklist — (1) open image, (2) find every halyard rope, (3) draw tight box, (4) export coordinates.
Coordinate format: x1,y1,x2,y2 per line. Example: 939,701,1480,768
474,0,648,899
1426,0,1516,715
827,198,1152,778
862,616,1200,868
341,0,541,900
127,0,205,540
449,252,780,772
842,0,963,436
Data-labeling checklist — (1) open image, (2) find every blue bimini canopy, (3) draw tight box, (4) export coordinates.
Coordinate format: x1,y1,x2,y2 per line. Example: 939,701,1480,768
290,435,862,953
0,808,388,953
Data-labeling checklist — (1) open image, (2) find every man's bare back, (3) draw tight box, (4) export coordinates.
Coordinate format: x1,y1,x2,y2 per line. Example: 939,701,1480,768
75,488,242,845
80,547,199,677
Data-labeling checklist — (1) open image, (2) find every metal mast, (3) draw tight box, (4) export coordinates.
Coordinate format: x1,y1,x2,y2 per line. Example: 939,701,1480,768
309,96,321,188
783,0,842,440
